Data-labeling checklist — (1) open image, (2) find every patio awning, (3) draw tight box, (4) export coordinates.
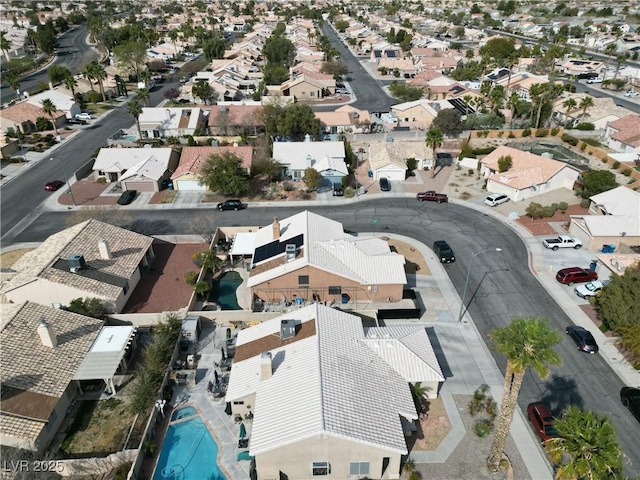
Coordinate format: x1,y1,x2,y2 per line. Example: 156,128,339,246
230,232,257,258
73,326,137,380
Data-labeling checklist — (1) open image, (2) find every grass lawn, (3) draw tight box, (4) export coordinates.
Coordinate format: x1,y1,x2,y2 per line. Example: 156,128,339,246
61,398,138,456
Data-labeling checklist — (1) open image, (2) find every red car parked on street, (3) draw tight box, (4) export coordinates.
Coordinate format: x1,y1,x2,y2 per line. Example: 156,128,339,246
44,180,64,191
555,267,598,286
527,402,558,441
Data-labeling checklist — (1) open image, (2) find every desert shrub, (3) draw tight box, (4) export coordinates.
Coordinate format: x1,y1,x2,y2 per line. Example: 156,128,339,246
580,198,590,208
473,419,493,438
344,186,356,198
561,133,578,146
543,205,557,217
526,201,545,219
575,122,595,130
580,143,587,151
581,138,601,147
622,169,632,176
194,280,210,297
522,128,531,137
535,128,548,137
183,271,198,285
508,132,515,138
558,201,568,213
282,181,295,191
550,127,560,136
471,146,496,155
96,177,107,184
497,131,504,137
612,161,621,169
498,155,513,173
468,169,474,175
84,90,102,103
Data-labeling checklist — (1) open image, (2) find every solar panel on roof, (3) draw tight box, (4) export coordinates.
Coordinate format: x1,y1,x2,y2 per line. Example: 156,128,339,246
374,51,382,58
253,234,304,264
387,50,396,58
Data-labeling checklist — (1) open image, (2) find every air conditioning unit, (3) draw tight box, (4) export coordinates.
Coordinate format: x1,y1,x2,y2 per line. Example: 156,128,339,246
285,244,296,261
67,254,86,272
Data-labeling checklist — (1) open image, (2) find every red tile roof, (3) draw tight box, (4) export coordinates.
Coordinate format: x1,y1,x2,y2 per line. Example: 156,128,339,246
172,145,254,178
207,105,264,127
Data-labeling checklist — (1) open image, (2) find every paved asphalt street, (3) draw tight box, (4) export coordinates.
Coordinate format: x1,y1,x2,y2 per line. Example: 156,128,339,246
8,200,640,477
0,26,99,104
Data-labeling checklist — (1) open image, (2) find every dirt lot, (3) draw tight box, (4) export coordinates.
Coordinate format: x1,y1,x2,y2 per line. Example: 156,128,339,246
388,239,431,275
0,248,32,268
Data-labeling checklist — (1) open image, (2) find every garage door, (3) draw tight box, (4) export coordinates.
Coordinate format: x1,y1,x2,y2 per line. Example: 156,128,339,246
176,180,207,191
122,181,156,192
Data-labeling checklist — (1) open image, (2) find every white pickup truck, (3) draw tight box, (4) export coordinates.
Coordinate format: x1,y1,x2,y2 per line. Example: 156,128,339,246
542,235,583,251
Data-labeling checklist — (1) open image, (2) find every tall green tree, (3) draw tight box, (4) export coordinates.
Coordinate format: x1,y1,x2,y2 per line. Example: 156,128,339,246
113,41,147,80
200,151,250,195
303,167,323,191
192,80,217,105
432,109,464,137
276,104,321,141
579,170,618,199
579,95,595,121
136,87,150,107
64,72,77,98
127,98,143,139
40,98,59,135
487,316,561,471
87,61,108,101
425,127,444,178
263,33,296,69
545,406,623,479
0,31,11,60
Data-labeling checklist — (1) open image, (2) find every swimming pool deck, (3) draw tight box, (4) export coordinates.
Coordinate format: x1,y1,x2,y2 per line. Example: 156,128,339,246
170,325,251,480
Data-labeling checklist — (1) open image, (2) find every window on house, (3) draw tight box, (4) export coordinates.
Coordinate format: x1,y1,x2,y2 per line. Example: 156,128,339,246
233,401,244,405
98,170,105,176
310,91,315,97
298,275,309,285
123,282,130,295
312,462,330,476
349,462,370,476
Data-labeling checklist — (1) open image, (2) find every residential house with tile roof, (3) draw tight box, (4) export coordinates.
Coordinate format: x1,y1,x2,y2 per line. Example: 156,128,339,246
208,104,265,136
0,220,155,313
481,146,580,202
315,106,371,135
368,140,431,180
171,144,254,191
391,99,456,131
0,100,66,135
138,107,206,139
553,95,633,130
0,302,103,453
280,74,333,101
26,89,81,120
248,211,407,305
92,147,179,191
272,140,346,183
569,186,640,251
604,115,640,154
225,303,443,480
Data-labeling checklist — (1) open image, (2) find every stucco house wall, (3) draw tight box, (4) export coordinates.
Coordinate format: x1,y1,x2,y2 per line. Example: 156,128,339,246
569,218,640,251
255,435,402,480
288,81,323,100
485,166,578,202
251,264,404,304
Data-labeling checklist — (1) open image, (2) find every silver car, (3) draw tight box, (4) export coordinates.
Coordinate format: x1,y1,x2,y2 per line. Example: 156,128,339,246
574,280,609,299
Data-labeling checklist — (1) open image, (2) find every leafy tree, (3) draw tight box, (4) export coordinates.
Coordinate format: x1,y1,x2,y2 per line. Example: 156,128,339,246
4,71,20,92
202,35,228,61
479,37,517,68
47,64,72,84
263,33,296,69
595,263,640,333
264,64,289,85
487,316,561,471
63,297,107,318
334,19,349,32
192,250,222,273
113,41,147,79
465,113,505,130
276,103,321,141
194,281,211,298
303,167,323,191
40,98,59,135
200,151,250,195
251,158,283,182
320,59,349,80
0,31,11,60
127,98,143,139
192,80,217,105
425,127,444,178
497,155,512,173
388,83,424,102
580,170,618,199
545,406,623,479
432,109,464,137
405,157,417,171
163,87,180,102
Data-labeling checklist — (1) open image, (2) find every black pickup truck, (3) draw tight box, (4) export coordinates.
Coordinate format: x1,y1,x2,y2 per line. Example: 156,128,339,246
416,191,448,203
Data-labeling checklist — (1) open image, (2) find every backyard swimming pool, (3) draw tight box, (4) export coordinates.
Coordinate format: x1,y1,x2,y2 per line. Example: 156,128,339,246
153,415,226,480
171,406,197,422
506,141,590,170
208,271,242,310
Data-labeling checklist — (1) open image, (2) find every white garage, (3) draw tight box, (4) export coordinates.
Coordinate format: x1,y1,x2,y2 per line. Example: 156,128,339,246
173,178,208,191
367,141,430,181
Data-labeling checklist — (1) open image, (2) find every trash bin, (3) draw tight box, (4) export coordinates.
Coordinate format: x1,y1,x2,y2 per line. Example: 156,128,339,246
590,260,598,271
341,293,350,304
601,244,615,253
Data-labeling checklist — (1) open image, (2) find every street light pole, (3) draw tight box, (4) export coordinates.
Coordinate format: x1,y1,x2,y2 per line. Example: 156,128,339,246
457,247,502,323
50,156,76,206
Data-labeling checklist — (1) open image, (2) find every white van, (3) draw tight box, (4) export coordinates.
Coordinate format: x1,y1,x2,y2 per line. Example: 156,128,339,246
485,193,510,207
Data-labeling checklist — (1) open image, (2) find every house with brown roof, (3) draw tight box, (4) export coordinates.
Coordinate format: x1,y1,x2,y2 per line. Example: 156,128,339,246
481,146,580,202
315,106,371,134
171,145,254,191
249,212,407,306
0,100,66,135
368,140,431,181
225,303,443,480
0,302,103,453
280,74,333,100
138,107,206,138
604,115,640,154
0,220,155,313
208,104,265,136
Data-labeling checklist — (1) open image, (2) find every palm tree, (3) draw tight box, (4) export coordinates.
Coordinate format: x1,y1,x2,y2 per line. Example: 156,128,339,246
40,99,59,135
410,382,430,414
136,87,150,107
545,405,623,479
83,63,96,92
168,29,179,56
579,95,595,122
127,98,143,139
4,72,20,92
487,316,561,471
138,70,151,88
506,92,519,129
425,127,444,179
562,98,577,113
64,73,77,98
88,62,108,101
463,94,473,117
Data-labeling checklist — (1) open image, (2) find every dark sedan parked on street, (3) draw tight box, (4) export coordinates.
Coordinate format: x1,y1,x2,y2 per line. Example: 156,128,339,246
217,199,247,211
621,387,640,423
566,325,599,354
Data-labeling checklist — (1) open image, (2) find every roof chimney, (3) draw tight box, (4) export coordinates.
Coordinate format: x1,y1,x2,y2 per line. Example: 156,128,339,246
98,239,112,260
272,217,280,240
37,317,57,349
260,351,272,380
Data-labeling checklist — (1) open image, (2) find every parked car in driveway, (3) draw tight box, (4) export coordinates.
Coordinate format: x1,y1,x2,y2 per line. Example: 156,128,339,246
217,199,247,211
542,235,582,250
117,190,137,205
527,402,558,441
620,387,640,423
66,118,87,125
332,184,343,196
44,180,64,191
75,112,94,121
574,280,609,299
379,177,391,191
556,267,598,285
484,193,509,207
566,325,599,354
416,191,448,203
